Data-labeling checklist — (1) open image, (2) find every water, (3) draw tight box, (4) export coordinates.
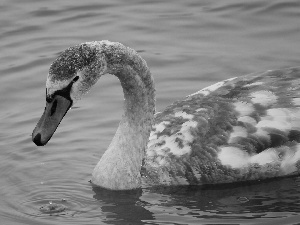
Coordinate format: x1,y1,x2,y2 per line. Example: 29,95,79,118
1,0,300,224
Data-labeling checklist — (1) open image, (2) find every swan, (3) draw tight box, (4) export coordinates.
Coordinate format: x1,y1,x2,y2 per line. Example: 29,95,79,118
32,40,300,190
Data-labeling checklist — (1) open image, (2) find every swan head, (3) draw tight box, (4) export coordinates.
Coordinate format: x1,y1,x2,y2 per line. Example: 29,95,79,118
47,42,107,103
32,42,107,146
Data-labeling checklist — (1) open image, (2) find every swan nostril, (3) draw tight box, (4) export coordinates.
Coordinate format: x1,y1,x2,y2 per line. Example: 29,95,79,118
50,100,58,116
33,133,44,146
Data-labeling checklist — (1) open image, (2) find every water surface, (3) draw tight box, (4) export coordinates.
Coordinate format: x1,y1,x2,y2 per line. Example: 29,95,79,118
1,0,300,224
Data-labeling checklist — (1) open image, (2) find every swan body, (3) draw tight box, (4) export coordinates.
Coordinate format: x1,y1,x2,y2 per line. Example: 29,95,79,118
32,41,300,190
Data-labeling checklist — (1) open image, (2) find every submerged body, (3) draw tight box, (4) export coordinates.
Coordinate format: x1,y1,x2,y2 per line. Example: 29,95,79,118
32,41,300,190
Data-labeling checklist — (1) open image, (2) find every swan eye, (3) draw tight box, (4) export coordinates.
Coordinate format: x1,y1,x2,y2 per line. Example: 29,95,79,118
50,99,58,116
72,76,79,83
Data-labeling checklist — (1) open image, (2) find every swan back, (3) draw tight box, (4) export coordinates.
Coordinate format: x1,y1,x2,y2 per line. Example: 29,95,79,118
143,67,300,186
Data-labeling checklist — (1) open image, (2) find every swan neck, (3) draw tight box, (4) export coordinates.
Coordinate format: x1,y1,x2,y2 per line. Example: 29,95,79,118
92,41,155,190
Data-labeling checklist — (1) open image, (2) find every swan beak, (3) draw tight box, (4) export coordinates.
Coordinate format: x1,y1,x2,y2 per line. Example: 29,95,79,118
32,95,72,146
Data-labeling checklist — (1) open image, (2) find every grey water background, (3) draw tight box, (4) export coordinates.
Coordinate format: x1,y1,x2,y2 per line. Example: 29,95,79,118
1,0,300,224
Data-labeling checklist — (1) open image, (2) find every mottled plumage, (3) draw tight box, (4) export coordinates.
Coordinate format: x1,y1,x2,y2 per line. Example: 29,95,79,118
143,68,300,186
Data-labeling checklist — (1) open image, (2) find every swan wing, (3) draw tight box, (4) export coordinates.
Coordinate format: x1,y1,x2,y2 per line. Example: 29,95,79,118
143,67,300,186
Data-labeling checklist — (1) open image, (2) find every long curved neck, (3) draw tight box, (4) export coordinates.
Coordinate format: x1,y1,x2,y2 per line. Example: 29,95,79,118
91,41,155,190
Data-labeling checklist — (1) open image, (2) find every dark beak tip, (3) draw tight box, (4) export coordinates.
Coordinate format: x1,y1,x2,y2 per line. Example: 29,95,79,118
32,133,45,146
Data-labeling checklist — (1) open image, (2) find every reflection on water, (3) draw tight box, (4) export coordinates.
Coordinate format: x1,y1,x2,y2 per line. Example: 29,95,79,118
93,187,154,224
90,177,300,224
1,0,300,224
